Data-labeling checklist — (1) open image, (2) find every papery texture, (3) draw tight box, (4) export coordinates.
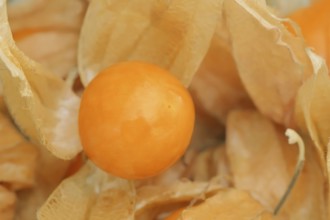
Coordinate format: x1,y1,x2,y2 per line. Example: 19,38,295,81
0,1,82,159
134,161,187,188
226,110,326,219
37,162,135,220
190,21,254,124
0,96,6,113
14,146,70,220
0,185,16,220
294,50,330,172
172,189,273,220
327,142,330,218
0,110,37,191
135,179,222,220
0,96,69,219
184,146,231,185
188,103,225,150
8,0,86,78
38,162,223,220
78,0,222,86
224,0,313,126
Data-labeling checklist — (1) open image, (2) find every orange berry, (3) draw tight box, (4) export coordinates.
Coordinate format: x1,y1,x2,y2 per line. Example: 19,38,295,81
78,61,195,179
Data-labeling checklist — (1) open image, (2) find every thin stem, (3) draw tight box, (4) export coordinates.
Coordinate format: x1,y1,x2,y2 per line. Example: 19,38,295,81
273,129,305,215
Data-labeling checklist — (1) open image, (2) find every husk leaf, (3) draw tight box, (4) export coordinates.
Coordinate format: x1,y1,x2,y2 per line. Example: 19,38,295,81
172,189,274,220
0,185,16,220
78,0,223,86
0,0,82,159
37,162,136,220
190,22,254,124
8,0,87,78
294,50,330,173
135,178,222,220
224,0,313,126
14,144,70,220
0,109,37,191
226,110,327,219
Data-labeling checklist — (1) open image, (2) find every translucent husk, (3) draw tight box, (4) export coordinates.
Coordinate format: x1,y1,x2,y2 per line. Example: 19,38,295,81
135,178,222,219
294,50,330,173
14,143,71,220
169,189,274,220
37,162,136,220
78,0,223,86
0,0,329,219
38,161,225,220
0,97,70,220
1,0,320,160
226,110,327,219
8,0,87,78
183,146,231,185
224,0,313,126
288,0,330,68
0,0,82,160
0,185,16,220
0,111,38,190
190,22,254,124
327,142,330,218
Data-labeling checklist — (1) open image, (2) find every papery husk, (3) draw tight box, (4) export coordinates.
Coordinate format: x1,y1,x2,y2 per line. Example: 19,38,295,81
189,98,226,150
38,161,223,220
37,162,136,220
224,0,313,126
226,110,327,220
134,161,187,188
0,95,10,116
1,102,70,220
288,0,330,67
7,0,47,18
327,142,330,218
190,21,254,124
0,96,6,113
0,111,37,190
135,178,223,220
135,146,230,189
8,0,87,78
184,146,231,185
0,0,82,159
78,0,222,86
0,185,16,220
14,145,70,220
0,97,69,219
8,0,84,30
169,189,273,220
294,50,330,174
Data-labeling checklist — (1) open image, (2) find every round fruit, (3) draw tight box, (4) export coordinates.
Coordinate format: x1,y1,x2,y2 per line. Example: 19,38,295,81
78,61,195,179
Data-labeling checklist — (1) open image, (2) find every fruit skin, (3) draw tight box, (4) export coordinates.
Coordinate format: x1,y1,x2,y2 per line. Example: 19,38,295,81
79,61,195,179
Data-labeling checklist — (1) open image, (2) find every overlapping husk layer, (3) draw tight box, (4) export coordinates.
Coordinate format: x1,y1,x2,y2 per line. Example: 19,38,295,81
0,0,329,219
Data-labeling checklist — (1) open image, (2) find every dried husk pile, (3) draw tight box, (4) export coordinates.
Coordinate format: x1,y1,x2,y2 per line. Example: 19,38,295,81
0,0,329,219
